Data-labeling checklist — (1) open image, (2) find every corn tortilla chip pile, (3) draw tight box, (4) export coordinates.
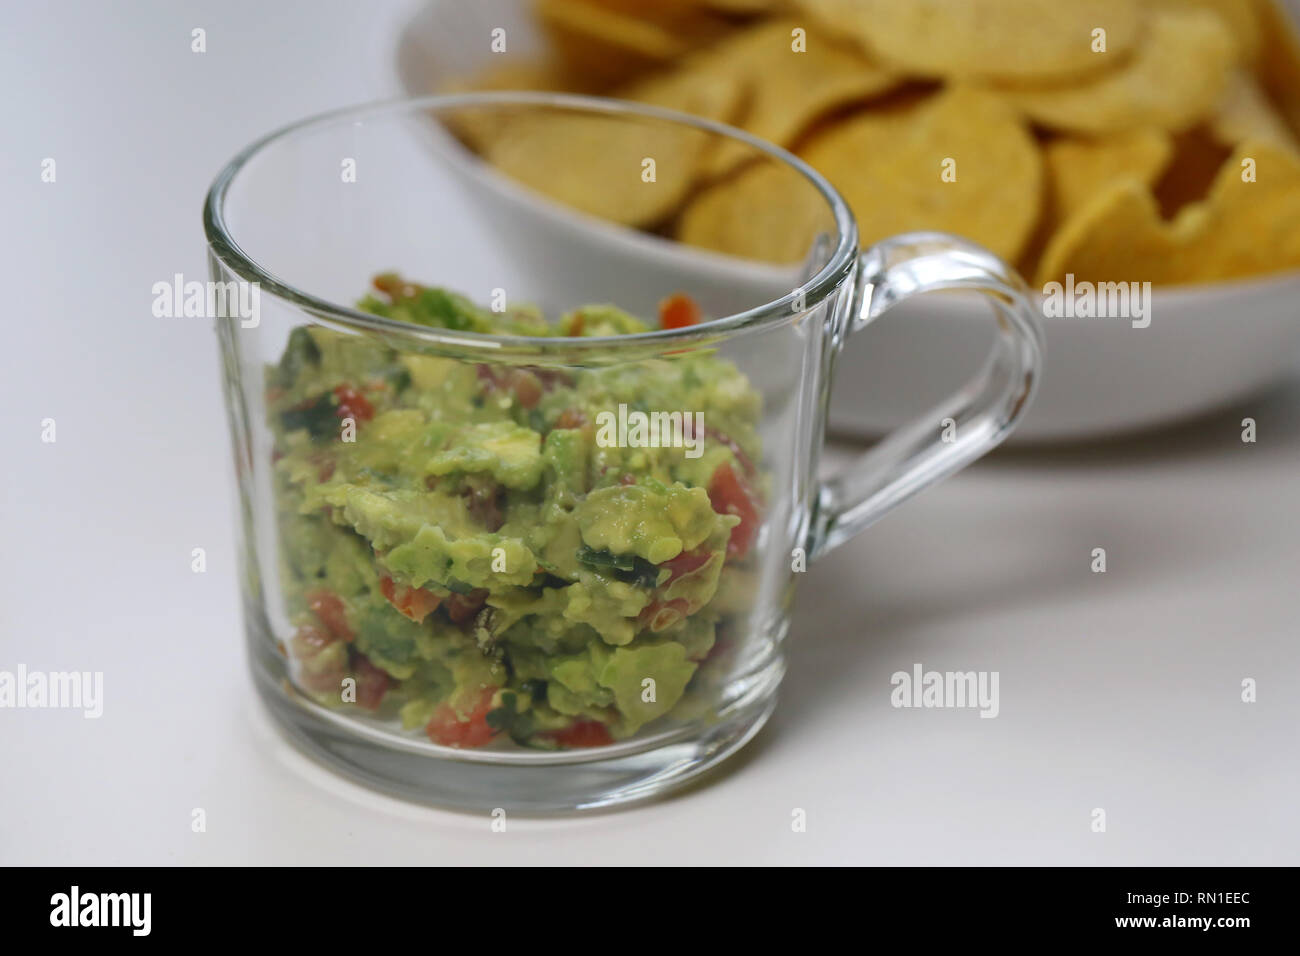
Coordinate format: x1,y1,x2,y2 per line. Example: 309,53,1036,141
446,0,1300,284
483,66,745,228
681,86,1041,262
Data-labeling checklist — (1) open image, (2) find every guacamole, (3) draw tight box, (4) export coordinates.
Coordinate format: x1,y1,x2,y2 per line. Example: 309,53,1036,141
267,275,763,749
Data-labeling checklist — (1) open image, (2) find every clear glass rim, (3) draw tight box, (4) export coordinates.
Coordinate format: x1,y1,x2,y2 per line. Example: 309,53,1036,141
202,91,859,355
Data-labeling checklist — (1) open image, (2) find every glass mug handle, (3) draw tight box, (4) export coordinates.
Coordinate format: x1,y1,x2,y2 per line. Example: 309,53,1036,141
809,232,1046,558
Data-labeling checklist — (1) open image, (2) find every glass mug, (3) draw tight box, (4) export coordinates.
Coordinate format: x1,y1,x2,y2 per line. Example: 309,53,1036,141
206,94,1043,811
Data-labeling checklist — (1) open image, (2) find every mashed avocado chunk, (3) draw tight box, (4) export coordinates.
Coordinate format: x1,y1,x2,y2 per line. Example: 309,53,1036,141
267,275,764,749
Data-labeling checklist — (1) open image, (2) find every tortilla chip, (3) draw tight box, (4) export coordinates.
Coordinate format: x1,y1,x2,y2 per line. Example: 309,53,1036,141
1253,0,1300,139
805,87,1041,261
794,0,1142,82
576,0,718,18
1148,0,1261,62
997,9,1237,135
683,18,901,175
1208,68,1300,151
534,0,693,87
619,57,748,123
441,60,590,151
677,159,834,263
694,0,783,12
1036,140,1300,284
484,66,744,229
680,86,1042,262
1046,129,1174,221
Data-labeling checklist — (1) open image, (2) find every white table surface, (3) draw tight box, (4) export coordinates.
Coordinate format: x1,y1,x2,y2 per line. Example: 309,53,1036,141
2,0,1297,866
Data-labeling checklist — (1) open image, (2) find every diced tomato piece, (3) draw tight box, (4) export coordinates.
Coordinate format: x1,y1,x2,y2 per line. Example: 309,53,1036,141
352,653,391,710
444,589,488,624
379,576,441,624
290,623,347,693
425,687,498,748
554,408,588,430
548,720,614,749
332,384,374,423
660,547,711,583
658,293,702,330
402,589,440,623
708,462,760,560
306,590,353,642
511,370,543,409
477,365,546,410
308,451,335,482
638,597,691,632
372,273,421,302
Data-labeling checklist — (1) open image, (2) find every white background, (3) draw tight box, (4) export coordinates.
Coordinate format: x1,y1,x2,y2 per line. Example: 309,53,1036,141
1,0,1297,865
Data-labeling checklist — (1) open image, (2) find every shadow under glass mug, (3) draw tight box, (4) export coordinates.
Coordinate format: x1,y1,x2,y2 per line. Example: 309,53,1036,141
205,93,1044,812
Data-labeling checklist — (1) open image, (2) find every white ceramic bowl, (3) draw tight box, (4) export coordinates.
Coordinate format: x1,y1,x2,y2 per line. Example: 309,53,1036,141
396,0,1300,442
